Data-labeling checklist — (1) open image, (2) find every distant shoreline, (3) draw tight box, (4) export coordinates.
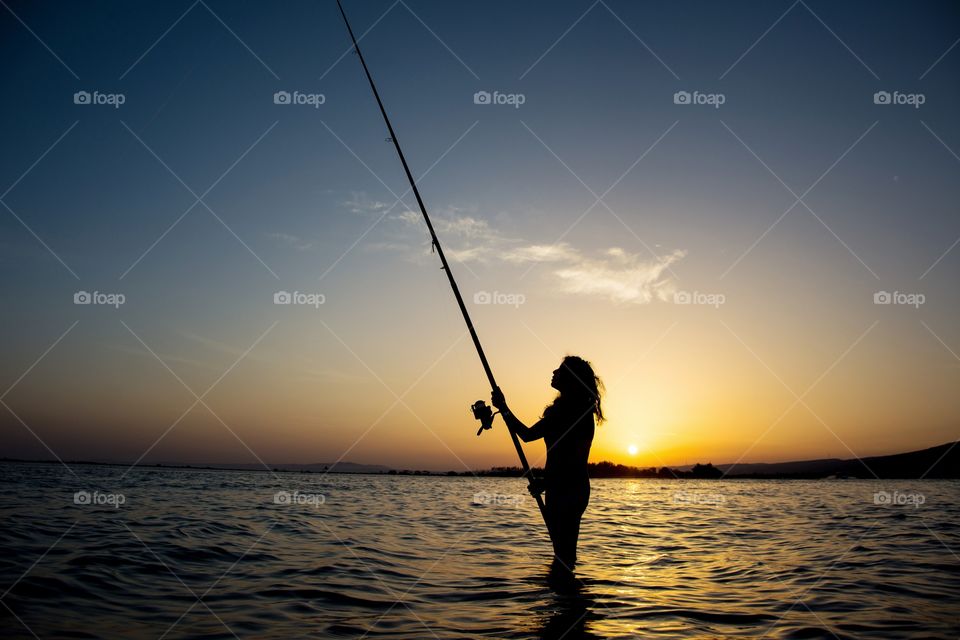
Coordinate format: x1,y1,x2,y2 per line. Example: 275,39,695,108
3,440,957,479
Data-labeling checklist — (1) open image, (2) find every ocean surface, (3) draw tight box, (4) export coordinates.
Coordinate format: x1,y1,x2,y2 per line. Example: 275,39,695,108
0,462,957,639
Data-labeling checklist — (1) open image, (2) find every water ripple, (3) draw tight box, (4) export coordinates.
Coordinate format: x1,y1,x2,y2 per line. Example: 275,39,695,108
0,463,957,638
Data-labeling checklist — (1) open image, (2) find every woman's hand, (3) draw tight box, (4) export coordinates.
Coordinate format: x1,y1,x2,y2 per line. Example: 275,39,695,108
526,476,546,497
491,386,507,411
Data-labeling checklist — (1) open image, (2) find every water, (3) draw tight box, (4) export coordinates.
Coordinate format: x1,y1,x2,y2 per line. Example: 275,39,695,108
0,462,957,639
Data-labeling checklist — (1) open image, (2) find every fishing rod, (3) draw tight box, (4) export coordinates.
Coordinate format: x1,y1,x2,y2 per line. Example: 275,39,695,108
334,0,548,526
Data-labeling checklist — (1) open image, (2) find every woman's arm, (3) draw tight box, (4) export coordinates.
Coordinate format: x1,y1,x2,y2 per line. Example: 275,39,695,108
492,387,549,443
504,410,550,443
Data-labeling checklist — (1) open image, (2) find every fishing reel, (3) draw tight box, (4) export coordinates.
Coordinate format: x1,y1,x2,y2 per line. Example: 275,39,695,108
471,400,499,436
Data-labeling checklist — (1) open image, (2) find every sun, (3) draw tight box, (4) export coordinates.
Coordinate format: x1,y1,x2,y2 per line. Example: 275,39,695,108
627,444,639,456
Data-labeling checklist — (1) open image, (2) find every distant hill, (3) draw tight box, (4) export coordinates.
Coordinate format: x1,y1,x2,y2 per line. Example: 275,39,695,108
714,458,848,476
471,442,960,479
717,441,959,479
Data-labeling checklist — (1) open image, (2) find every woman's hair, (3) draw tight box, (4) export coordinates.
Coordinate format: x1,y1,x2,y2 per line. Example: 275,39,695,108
545,355,605,424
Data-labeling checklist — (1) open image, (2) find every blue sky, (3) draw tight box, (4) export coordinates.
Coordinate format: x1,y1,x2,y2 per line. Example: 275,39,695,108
1,0,958,468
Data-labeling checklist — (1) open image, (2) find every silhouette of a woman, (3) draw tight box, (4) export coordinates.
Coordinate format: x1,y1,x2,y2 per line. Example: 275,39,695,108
492,356,604,573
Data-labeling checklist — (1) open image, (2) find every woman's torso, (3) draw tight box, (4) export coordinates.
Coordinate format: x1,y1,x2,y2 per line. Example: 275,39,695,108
542,400,595,490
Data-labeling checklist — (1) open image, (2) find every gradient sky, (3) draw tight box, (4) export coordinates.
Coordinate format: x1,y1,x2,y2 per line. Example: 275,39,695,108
1,0,958,471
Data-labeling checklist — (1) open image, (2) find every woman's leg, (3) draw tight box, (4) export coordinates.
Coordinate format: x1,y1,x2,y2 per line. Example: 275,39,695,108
546,486,589,570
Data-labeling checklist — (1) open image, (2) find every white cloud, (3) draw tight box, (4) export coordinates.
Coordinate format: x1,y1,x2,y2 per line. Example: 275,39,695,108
345,191,394,215
350,195,685,305
502,243,579,264
363,241,410,253
553,248,685,304
268,232,314,251
396,210,422,226
394,208,518,264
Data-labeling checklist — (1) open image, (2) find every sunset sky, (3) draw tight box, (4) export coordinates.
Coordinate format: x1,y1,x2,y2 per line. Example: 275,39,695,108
1,1,958,471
